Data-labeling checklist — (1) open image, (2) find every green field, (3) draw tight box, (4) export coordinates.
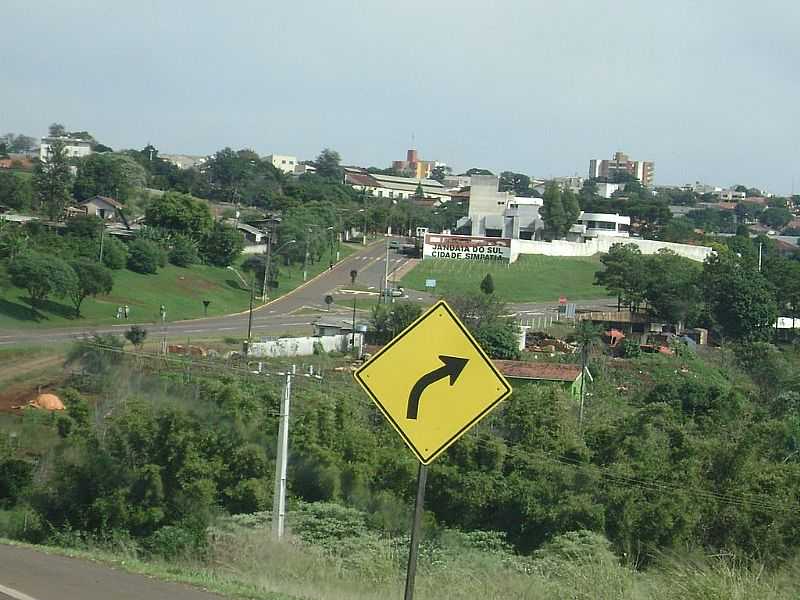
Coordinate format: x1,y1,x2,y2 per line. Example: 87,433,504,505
401,254,611,303
0,244,355,329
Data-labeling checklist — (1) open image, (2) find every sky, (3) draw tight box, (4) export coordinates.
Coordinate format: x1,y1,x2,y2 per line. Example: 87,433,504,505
2,1,799,193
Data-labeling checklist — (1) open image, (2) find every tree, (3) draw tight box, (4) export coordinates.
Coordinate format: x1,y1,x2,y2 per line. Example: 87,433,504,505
34,139,72,220
594,243,647,311
430,165,448,182
8,253,77,308
48,123,66,137
68,259,114,317
3,134,36,153
480,273,495,295
127,238,161,274
541,183,566,238
473,320,521,360
144,192,213,237
102,236,128,270
644,250,702,327
414,182,425,198
499,172,531,197
201,222,244,267
703,250,778,341
73,153,146,202
0,172,33,210
315,148,343,180
760,206,793,229
168,234,199,267
124,325,148,349
561,188,581,232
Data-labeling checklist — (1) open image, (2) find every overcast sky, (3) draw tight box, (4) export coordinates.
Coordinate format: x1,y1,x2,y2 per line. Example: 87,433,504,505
3,1,799,193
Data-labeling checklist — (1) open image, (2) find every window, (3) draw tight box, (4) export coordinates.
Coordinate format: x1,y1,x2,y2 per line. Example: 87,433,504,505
377,190,384,197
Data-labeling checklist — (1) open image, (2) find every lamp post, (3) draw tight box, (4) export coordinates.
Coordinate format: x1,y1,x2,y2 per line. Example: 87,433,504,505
303,227,312,281
262,239,296,302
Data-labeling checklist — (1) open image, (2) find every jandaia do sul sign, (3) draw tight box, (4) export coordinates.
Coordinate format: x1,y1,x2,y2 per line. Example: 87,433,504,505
423,234,511,262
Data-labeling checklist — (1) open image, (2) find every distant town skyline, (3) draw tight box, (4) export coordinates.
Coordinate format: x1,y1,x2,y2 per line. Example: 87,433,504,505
3,1,798,194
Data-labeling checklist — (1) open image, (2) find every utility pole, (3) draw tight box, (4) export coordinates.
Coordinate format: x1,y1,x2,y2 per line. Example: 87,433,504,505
98,226,105,264
159,305,167,355
382,237,390,302
303,228,311,281
362,190,368,246
272,367,293,540
758,242,763,272
262,223,273,302
246,274,254,355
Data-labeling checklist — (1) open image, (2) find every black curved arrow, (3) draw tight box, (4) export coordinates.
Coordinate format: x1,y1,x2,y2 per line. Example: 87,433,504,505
406,355,469,420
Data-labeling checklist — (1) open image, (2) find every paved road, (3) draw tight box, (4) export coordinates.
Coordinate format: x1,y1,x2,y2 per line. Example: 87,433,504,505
0,544,224,600
0,240,615,346
0,240,396,346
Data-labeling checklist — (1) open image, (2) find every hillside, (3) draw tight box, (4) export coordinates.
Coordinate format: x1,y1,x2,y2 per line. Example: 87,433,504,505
0,244,352,329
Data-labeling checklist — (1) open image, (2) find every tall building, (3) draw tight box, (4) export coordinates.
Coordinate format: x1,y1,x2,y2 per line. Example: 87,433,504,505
589,151,654,187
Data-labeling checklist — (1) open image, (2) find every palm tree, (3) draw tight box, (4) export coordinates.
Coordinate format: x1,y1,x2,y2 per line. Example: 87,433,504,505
574,320,603,430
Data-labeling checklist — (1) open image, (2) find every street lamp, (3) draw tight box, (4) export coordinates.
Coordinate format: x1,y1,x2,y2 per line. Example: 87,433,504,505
262,239,296,302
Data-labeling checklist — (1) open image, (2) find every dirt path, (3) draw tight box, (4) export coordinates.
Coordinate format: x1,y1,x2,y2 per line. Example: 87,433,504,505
0,354,64,384
0,354,66,412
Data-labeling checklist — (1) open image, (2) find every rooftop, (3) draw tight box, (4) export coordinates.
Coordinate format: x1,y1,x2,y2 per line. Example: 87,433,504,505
494,360,582,382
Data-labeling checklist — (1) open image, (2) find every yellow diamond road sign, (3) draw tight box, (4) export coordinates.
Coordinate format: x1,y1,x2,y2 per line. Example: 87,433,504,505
355,300,512,464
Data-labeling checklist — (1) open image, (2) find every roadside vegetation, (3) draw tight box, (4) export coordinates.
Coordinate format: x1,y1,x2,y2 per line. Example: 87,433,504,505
2,302,800,597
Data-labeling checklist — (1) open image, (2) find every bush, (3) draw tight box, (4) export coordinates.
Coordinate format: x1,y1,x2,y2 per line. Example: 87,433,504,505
619,338,641,358
168,234,199,267
145,525,207,560
126,238,161,274
101,236,128,270
201,222,244,267
225,478,270,514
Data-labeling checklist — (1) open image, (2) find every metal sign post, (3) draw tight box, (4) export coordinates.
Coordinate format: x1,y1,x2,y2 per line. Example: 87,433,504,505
404,463,428,600
353,300,512,600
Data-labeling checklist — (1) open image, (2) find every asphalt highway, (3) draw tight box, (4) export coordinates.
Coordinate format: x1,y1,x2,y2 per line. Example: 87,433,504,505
0,240,615,347
0,544,224,600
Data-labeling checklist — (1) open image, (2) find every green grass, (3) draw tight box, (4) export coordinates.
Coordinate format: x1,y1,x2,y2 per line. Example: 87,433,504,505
0,244,355,329
401,254,611,303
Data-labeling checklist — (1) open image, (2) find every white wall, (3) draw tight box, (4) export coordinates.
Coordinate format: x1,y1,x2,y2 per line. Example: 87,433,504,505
510,238,712,263
249,333,363,358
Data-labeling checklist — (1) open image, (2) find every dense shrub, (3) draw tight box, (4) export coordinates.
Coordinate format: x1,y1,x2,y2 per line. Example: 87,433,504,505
126,238,160,274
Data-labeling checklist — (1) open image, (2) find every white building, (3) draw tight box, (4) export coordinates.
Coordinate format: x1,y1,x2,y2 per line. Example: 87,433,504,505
596,182,625,198
574,212,631,238
345,169,452,202
39,137,92,162
714,189,746,201
265,154,298,174
159,154,207,169
465,175,543,239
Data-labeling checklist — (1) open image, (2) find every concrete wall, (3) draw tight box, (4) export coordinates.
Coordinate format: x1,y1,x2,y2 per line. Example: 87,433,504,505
510,238,712,262
249,333,363,358
242,244,266,254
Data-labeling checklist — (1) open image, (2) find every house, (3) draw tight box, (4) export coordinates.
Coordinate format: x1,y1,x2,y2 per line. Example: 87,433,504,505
493,360,590,400
79,196,122,220
39,137,92,162
265,154,297,174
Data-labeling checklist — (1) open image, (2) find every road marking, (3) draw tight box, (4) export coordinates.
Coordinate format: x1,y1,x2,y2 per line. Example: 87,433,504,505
0,583,40,600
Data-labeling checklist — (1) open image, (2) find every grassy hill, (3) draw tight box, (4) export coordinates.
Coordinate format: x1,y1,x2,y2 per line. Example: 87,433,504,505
0,244,354,329
401,255,611,303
